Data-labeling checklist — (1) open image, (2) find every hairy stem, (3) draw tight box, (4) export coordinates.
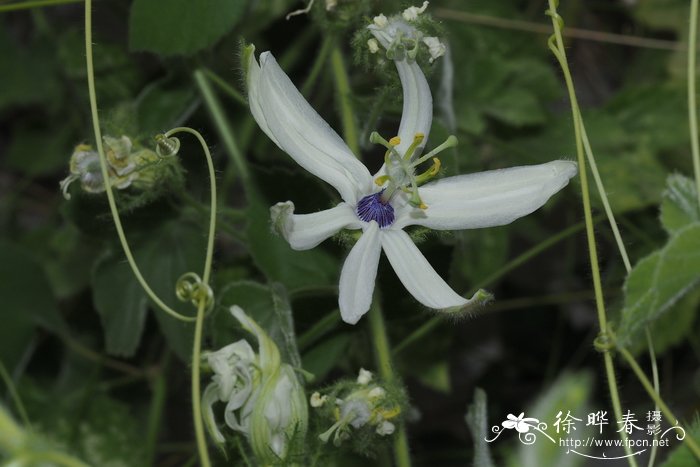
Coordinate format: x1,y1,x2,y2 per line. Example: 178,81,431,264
368,299,411,467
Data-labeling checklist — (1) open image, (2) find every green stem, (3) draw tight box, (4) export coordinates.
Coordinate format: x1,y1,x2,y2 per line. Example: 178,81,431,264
545,3,635,465
202,68,248,107
368,299,411,467
297,309,342,350
83,0,196,323
330,44,360,155
191,298,211,467
0,360,29,427
145,355,169,466
0,0,81,12
301,36,334,96
617,344,700,460
645,329,660,467
689,0,700,208
194,70,251,183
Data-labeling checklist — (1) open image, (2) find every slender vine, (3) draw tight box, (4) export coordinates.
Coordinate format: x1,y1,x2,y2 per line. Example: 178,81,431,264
84,3,218,465
544,2,635,464
689,0,700,208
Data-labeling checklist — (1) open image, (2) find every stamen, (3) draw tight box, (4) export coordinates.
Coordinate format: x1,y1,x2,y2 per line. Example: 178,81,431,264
356,191,395,228
411,135,458,167
403,133,425,161
374,175,390,186
414,157,441,184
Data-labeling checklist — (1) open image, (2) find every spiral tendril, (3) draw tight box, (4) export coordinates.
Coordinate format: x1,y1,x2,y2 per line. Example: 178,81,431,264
593,331,616,353
155,134,181,158
176,272,214,312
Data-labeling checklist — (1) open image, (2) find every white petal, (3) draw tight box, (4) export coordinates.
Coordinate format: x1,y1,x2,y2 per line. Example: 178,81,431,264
367,22,432,158
246,48,372,203
394,161,577,230
339,222,382,324
270,201,362,250
381,229,468,309
394,60,432,155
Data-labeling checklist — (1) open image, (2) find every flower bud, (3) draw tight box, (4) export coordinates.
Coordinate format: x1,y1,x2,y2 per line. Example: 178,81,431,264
202,306,308,463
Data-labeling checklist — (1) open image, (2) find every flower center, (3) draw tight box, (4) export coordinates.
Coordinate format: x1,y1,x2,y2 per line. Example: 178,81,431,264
369,131,457,210
356,190,395,228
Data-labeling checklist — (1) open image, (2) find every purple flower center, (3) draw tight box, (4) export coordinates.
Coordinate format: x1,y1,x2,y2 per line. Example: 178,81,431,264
356,191,395,228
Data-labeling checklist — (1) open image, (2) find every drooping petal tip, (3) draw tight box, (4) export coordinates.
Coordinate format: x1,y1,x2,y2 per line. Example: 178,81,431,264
439,289,494,319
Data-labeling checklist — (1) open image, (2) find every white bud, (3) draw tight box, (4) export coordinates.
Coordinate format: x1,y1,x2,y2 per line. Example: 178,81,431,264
325,0,337,10
310,392,328,407
376,420,395,436
402,1,429,21
373,14,388,28
368,387,386,400
422,36,445,63
367,38,380,54
357,368,373,385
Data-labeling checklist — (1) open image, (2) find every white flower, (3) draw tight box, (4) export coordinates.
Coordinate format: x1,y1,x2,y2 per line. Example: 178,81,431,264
244,41,576,325
310,392,328,407
402,1,429,21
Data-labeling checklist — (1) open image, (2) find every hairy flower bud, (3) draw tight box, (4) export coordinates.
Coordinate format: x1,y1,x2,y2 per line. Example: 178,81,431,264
202,306,308,463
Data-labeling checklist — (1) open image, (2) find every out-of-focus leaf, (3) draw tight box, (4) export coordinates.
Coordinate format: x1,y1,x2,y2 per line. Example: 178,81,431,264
301,333,352,382
465,388,495,467
0,33,60,111
91,221,203,359
506,372,593,467
129,0,247,56
5,126,74,177
660,174,700,234
92,251,149,357
617,223,700,346
414,360,451,393
22,380,148,466
450,228,509,291
0,241,67,370
215,280,301,367
660,419,700,467
136,85,197,135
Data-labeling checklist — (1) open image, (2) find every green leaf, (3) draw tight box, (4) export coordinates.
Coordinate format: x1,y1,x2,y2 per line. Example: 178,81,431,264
301,333,352,382
90,221,203,360
660,174,700,234
617,223,700,345
129,0,247,56
465,388,495,467
628,287,700,356
215,280,301,367
92,251,149,357
413,360,451,393
660,419,700,467
5,126,74,177
0,241,67,370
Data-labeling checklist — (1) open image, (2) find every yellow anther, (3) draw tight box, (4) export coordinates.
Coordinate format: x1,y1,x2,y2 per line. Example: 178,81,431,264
419,202,428,210
389,136,401,146
377,406,402,420
375,175,391,186
413,133,425,144
429,157,441,174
